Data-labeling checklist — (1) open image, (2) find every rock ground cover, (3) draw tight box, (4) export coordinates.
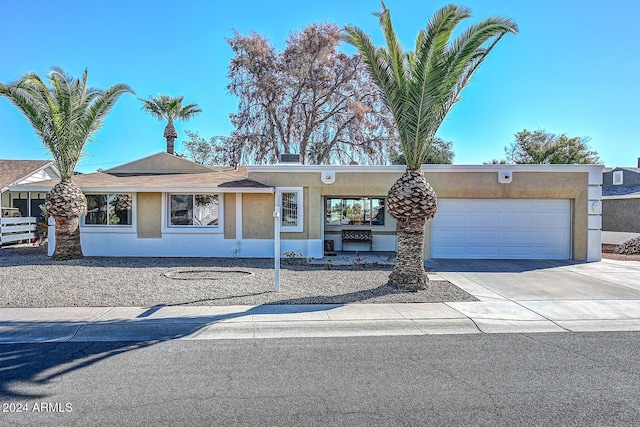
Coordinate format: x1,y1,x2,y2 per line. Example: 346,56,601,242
0,245,476,307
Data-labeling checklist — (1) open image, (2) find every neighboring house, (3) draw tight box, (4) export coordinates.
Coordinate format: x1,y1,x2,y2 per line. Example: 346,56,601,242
0,159,60,245
9,152,603,261
0,159,59,219
602,165,640,245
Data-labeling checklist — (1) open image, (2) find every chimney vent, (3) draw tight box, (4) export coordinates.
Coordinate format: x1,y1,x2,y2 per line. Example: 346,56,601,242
278,153,301,164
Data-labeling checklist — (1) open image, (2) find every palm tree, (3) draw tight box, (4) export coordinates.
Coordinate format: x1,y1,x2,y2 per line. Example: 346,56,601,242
139,94,202,155
0,67,133,260
344,3,517,289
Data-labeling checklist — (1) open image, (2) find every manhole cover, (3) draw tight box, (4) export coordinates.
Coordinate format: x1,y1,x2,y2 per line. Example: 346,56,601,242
164,269,253,280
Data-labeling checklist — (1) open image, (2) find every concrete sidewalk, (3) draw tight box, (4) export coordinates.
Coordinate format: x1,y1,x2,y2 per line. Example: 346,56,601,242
1,259,640,342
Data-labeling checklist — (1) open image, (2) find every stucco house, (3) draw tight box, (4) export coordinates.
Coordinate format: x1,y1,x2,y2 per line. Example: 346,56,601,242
602,166,640,245
1,159,59,219
1,159,60,245
9,152,603,261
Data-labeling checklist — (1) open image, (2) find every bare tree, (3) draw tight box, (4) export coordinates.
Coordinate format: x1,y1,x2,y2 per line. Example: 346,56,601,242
226,23,398,165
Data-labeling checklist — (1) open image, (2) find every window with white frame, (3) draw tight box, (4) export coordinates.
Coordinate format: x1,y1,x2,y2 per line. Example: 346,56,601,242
325,197,385,226
85,194,133,226
278,188,303,232
613,170,623,185
169,194,219,226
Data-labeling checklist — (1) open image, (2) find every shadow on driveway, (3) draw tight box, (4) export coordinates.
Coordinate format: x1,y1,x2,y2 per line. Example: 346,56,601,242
427,259,584,273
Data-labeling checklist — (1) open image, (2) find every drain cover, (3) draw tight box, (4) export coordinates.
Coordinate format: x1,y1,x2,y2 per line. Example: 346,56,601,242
164,269,253,280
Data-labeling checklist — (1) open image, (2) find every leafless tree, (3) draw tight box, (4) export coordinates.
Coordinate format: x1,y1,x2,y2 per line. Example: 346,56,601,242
226,23,398,165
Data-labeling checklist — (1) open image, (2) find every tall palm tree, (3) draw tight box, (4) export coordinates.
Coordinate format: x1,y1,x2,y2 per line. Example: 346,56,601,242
0,67,133,260
344,3,518,289
139,94,202,155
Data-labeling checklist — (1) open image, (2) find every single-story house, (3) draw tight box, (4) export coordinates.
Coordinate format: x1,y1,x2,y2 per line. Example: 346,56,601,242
1,159,59,219
9,152,603,261
602,165,640,245
1,159,60,245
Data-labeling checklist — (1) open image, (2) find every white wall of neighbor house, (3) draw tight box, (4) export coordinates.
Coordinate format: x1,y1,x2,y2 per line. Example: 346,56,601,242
602,231,640,245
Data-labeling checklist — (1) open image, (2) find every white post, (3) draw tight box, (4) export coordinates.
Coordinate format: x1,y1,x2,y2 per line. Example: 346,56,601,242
273,205,281,293
47,216,55,257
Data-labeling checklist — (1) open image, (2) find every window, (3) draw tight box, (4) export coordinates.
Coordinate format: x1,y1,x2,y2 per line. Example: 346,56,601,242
169,194,219,226
278,188,303,232
613,170,623,185
85,194,133,226
325,197,385,226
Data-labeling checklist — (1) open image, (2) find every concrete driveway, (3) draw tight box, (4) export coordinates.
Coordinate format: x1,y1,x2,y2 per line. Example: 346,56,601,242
427,258,640,333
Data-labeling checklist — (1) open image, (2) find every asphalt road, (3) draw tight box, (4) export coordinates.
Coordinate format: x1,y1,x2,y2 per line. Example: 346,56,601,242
1,332,639,426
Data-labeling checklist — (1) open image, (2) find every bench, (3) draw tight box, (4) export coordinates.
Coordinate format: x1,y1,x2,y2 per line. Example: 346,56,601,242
341,229,372,251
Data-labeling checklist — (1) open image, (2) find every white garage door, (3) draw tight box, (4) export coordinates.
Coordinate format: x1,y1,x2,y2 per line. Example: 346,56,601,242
431,199,571,259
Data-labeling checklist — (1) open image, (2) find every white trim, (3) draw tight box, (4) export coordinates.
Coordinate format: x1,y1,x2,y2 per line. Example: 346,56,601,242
236,193,243,241
613,170,623,185
7,184,275,194
277,187,303,233
587,229,602,261
602,194,640,200
247,164,604,174
80,193,137,232
161,192,225,234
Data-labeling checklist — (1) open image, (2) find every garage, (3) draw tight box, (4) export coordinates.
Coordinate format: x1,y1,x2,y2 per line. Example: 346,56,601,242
431,199,572,259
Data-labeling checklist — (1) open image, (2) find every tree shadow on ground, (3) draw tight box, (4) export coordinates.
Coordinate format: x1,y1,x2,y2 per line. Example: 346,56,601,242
0,303,335,399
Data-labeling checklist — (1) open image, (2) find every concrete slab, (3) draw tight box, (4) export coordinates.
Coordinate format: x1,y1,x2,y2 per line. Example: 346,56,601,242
520,300,640,321
562,259,640,273
0,324,82,343
454,270,640,300
446,301,546,321
565,272,640,292
0,307,113,323
95,306,255,323
325,304,403,321
472,319,566,334
436,272,507,301
252,320,423,339
186,322,256,340
411,318,480,335
556,319,640,332
71,321,204,342
251,305,334,322
389,303,467,319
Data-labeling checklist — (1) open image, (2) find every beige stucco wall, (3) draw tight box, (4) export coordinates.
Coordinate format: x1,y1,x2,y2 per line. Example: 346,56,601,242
224,193,236,239
242,193,275,239
1,192,8,208
248,169,590,260
137,193,162,238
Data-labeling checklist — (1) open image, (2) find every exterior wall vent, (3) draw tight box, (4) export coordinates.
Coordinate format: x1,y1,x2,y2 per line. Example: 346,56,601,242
321,171,335,184
498,171,513,184
613,170,623,185
278,153,301,164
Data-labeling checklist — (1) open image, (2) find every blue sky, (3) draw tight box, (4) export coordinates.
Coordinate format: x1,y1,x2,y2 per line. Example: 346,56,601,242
1,0,637,172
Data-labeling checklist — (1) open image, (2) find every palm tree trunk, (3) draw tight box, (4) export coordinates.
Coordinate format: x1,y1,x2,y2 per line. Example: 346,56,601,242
389,217,428,289
387,169,437,290
45,178,87,260
52,215,83,260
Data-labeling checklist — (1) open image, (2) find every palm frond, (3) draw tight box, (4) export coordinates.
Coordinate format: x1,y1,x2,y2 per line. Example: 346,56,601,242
343,3,517,169
0,68,132,178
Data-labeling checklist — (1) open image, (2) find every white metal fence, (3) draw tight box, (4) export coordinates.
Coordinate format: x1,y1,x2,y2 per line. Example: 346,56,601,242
0,217,37,245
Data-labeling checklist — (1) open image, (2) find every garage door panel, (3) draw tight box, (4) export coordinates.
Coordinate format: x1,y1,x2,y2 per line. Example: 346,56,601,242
431,199,571,259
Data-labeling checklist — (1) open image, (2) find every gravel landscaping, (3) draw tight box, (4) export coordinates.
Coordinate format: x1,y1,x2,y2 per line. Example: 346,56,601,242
0,245,476,307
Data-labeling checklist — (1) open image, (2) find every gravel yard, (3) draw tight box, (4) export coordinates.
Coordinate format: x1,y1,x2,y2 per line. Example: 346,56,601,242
0,245,476,307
